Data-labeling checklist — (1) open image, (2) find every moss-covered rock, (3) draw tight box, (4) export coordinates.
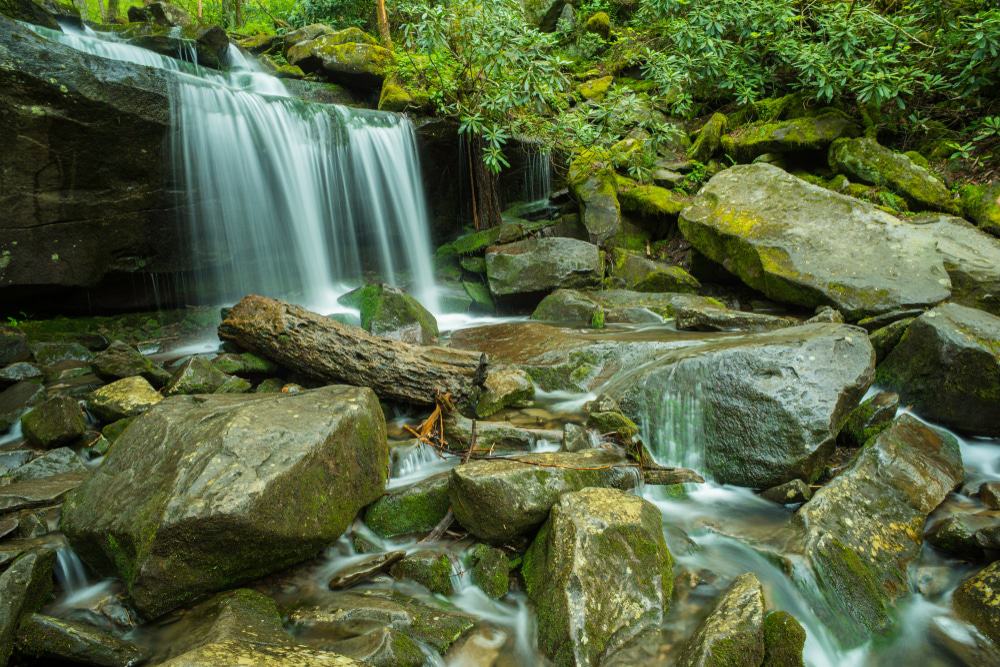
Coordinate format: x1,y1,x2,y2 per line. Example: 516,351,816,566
476,367,534,417
0,548,55,666
615,176,688,222
721,111,860,162
364,472,450,538
876,303,1000,436
288,30,390,89
340,283,438,345
210,351,279,378
829,137,958,214
760,479,812,505
677,573,765,667
60,386,388,618
868,317,913,362
761,610,806,667
462,280,495,314
532,288,721,327
838,391,898,447
86,376,162,423
91,340,170,388
689,112,728,162
953,560,1000,645
577,75,613,102
568,153,622,243
609,251,700,293
584,11,611,38
523,487,672,667
378,74,430,112
390,549,454,595
163,356,236,396
20,395,86,448
15,613,145,666
485,237,604,300
960,182,1000,238
468,544,511,599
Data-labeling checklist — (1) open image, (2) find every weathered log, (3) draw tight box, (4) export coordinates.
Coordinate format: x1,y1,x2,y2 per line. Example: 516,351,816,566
218,295,487,407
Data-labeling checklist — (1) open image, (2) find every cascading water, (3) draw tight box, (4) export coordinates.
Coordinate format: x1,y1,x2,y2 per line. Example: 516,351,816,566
522,147,552,203
27,22,439,312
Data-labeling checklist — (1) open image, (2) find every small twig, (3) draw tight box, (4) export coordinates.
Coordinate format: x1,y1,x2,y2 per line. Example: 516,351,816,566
419,510,454,543
464,420,477,464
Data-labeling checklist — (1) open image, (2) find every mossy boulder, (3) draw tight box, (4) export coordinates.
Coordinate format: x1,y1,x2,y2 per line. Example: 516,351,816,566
378,74,430,112
485,237,604,301
615,176,688,223
838,391,898,447
468,544,511,599
532,288,722,327
609,251,700,293
60,386,388,618
868,317,913,362
877,303,1000,436
476,366,534,417
449,449,638,543
86,376,162,423
568,154,621,243
523,487,672,667
389,549,454,595
721,111,860,162
91,340,170,388
20,395,86,448
761,610,806,667
689,112,728,162
795,415,963,642
363,472,450,538
210,351,279,378
15,613,145,667
578,75,613,102
678,164,952,319
829,137,958,214
288,30,390,89
584,11,611,38
953,561,1000,644
960,182,1000,237
0,548,55,666
340,284,438,345
164,356,241,396
677,573,765,667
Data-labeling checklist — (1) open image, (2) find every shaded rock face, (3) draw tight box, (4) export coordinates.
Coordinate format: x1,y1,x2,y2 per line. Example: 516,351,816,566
679,164,951,319
877,303,1000,437
677,573,765,667
795,415,963,642
485,237,603,302
522,488,673,667
0,16,191,313
61,386,388,618
606,323,874,488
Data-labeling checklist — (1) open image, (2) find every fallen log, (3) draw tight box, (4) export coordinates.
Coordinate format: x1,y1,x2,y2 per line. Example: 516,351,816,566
218,295,487,407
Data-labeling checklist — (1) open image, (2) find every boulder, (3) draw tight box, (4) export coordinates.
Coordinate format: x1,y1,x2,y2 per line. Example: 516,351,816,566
91,341,170,387
0,362,42,387
0,549,55,666
829,137,957,213
927,513,1000,560
283,23,335,49
679,164,952,319
339,284,438,345
689,112,727,162
363,473,450,538
568,155,621,243
475,366,534,417
761,611,806,667
0,380,44,432
674,306,797,333
605,323,874,488
127,1,191,27
609,252,699,293
485,238,603,301
868,317,913,362
615,177,688,228
467,544,511,599
4,447,85,482
960,181,1000,237
721,111,860,161
523,487,673,666
837,391,898,447
760,479,812,505
20,396,86,448
389,549,454,595
0,327,29,366
210,352,279,378
953,561,1000,644
532,289,725,327
876,303,1000,436
449,449,639,543
60,386,388,617
86,376,162,423
577,75,613,102
15,613,145,667
288,31,391,90
794,415,963,641
676,573,765,667
30,341,92,366
163,356,240,396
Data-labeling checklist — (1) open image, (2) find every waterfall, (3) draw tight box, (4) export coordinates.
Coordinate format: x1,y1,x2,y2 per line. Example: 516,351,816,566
523,147,552,203
55,546,89,594
27,23,439,313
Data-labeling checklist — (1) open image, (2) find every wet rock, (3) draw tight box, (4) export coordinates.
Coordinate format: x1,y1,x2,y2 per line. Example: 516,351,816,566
981,482,1000,510
340,284,438,345
868,317,913,362
568,151,621,243
486,237,603,301
677,573,765,667
210,351,279,378
532,288,725,327
30,342,93,366
328,551,405,589
761,479,812,505
675,306,797,332
838,391,898,447
91,340,170,387
953,560,1000,645
608,252,699,293
929,614,1000,667
163,356,241,396
606,323,874,488
301,626,425,667
100,417,134,446
689,112,727,162
562,423,596,452
127,1,191,27
20,395,86,448
856,309,925,332
364,473,450,539
467,544,511,599
0,548,56,666
0,380,45,432
721,111,860,162
795,415,963,641
86,376,162,423
61,386,388,618
927,514,1000,560
389,549,454,595
4,447,85,482
761,610,806,667
476,366,533,418
0,327,29,366
445,413,564,452
830,137,957,214
0,451,32,477
0,473,86,513
960,181,1000,237
877,303,1000,436
15,613,145,667
0,362,41,387
15,512,47,539
679,164,951,319
524,487,673,666
449,449,638,543
288,30,390,90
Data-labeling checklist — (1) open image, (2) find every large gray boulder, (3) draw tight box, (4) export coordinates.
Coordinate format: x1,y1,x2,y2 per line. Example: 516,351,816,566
568,155,621,244
877,303,1000,436
676,573,766,667
605,323,874,488
794,415,963,643
523,488,673,666
61,386,388,618
485,237,603,301
679,164,951,319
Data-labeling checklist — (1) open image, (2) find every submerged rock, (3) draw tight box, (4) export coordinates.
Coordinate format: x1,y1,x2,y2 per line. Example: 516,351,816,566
606,323,874,488
340,283,438,345
677,573,765,667
795,415,963,641
16,613,145,667
679,164,951,319
953,561,1000,645
449,449,638,543
86,376,162,423
523,488,673,667
877,303,1000,436
721,111,860,162
61,386,388,617
20,395,86,448
485,237,603,301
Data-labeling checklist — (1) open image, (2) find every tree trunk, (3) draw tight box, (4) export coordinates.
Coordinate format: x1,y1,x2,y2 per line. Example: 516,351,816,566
197,0,202,19
218,295,488,407
375,0,392,48
467,135,502,229
108,0,119,21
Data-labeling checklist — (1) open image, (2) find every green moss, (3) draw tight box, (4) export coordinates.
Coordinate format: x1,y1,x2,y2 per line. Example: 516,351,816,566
584,11,611,38
960,182,1000,237
633,266,700,293
761,611,806,667
587,409,639,440
578,75,613,102
722,111,860,162
390,550,454,595
688,112,727,162
364,474,450,538
616,175,687,219
590,305,606,329
468,544,511,599
813,537,892,640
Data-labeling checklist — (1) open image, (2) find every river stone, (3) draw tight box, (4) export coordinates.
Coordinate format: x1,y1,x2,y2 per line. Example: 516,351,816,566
0,548,55,666
829,137,957,213
532,288,725,327
486,237,603,301
163,356,236,396
364,473,450,538
339,283,439,345
605,323,874,488
927,513,1000,560
0,473,86,513
677,573,765,667
60,386,388,618
86,376,162,423
91,340,170,387
468,544,511,599
794,415,963,642
760,479,812,505
389,549,454,595
523,487,673,667
678,164,951,319
761,610,806,667
475,366,533,417
869,317,913,362
4,447,85,482
0,362,41,387
568,153,621,243
953,561,1000,644
0,380,44,432
16,613,145,667
721,111,860,162
674,306,797,332
877,303,1000,436
20,395,86,448
449,449,639,543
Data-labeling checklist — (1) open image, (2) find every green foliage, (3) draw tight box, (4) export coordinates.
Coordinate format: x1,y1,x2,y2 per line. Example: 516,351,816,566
286,0,371,30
